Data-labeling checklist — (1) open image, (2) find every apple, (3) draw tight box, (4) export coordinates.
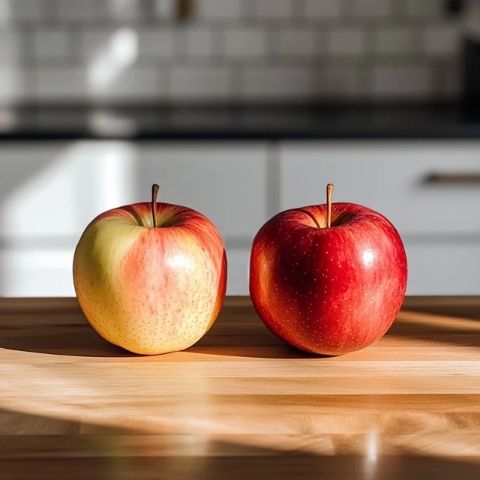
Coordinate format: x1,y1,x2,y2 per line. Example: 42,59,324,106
249,184,407,356
73,184,227,355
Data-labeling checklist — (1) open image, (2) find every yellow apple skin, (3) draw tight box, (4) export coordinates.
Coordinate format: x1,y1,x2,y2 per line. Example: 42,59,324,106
73,202,226,355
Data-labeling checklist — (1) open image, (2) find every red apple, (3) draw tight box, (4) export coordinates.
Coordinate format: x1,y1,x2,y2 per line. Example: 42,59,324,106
73,185,227,355
249,184,407,356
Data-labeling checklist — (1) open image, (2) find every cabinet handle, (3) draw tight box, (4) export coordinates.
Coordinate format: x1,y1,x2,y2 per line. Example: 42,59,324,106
424,172,480,184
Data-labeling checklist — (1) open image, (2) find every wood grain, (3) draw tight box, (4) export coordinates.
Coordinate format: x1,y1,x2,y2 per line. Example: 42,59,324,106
0,296,479,479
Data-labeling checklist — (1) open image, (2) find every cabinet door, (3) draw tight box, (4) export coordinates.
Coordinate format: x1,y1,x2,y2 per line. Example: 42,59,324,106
138,143,268,243
0,141,140,296
0,141,267,296
280,141,480,294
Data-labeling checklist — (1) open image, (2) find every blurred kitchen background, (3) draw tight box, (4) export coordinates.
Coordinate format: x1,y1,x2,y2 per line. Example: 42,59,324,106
0,0,479,296
0,0,465,102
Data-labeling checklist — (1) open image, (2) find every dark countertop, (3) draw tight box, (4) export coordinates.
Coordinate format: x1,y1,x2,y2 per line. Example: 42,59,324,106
0,103,479,141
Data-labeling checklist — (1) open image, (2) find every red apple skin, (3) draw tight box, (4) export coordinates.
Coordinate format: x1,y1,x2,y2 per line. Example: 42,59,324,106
73,202,227,355
250,202,407,356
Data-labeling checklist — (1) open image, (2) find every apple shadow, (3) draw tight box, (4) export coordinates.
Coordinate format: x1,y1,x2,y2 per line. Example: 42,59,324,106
0,304,319,359
0,321,133,357
388,312,480,349
1,306,478,359
0,327,319,360
188,343,322,360
189,315,327,359
387,299,480,349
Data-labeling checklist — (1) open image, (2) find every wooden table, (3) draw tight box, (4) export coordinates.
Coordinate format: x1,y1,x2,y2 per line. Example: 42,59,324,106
0,296,479,480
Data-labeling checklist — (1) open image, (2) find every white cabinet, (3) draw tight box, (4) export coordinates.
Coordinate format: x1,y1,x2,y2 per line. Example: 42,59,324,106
406,243,480,295
0,142,141,297
2,139,480,297
279,141,480,294
0,142,268,296
137,144,268,243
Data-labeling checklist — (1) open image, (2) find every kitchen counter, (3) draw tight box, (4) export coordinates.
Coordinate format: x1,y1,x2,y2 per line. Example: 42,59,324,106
0,103,480,140
0,296,479,479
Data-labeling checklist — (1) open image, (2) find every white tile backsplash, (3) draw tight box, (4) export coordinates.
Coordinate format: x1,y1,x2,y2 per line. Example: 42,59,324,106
154,0,175,19
89,67,165,100
0,30,22,60
38,65,166,102
423,24,460,56
4,0,46,22
315,65,367,98
434,61,461,97
36,67,87,100
350,0,394,18
374,27,416,56
180,27,217,58
274,27,319,57
170,65,233,99
404,0,442,18
253,0,295,20
32,29,71,60
105,0,141,21
328,27,367,56
372,64,432,98
242,65,314,99
138,28,176,59
55,0,106,22
0,67,31,102
0,0,464,102
79,29,116,59
224,27,269,58
303,0,343,19
197,0,244,21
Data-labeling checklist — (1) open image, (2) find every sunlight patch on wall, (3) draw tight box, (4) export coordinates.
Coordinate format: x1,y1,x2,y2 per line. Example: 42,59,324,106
107,0,139,20
0,0,11,25
88,28,138,95
0,141,138,296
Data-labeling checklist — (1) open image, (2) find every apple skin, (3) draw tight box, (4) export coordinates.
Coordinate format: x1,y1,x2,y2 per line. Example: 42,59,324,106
73,202,226,355
250,202,407,356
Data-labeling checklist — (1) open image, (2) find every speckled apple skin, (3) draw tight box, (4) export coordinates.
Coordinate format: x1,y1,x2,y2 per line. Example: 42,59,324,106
250,202,407,356
73,202,226,355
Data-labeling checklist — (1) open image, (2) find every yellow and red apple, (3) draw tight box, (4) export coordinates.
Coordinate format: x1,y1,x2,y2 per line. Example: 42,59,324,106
250,184,407,356
73,185,226,355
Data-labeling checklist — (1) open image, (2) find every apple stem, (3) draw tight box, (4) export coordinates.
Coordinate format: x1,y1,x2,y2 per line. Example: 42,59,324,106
151,183,159,228
326,183,334,228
